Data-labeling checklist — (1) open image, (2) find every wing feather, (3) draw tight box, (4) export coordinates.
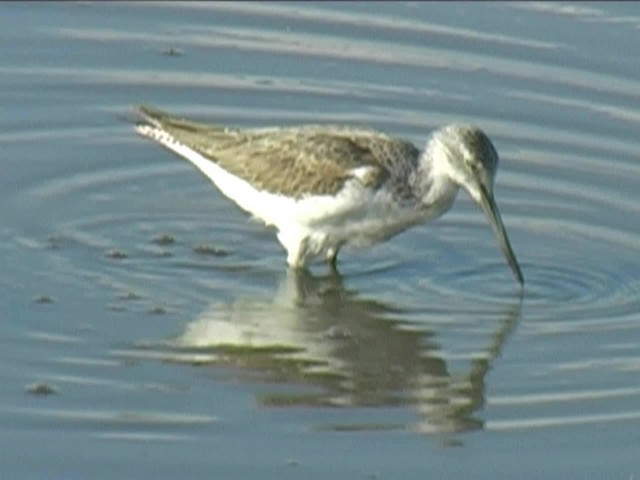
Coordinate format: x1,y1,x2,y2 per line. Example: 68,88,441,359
136,105,419,198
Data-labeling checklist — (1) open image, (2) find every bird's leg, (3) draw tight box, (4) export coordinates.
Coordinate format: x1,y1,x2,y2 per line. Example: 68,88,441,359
326,247,339,271
278,229,309,268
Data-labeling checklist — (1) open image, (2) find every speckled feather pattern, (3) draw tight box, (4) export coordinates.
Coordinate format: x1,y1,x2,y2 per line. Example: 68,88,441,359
136,105,420,200
134,105,523,283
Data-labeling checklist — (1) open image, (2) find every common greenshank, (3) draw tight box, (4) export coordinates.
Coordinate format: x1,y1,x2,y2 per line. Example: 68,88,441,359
135,105,523,284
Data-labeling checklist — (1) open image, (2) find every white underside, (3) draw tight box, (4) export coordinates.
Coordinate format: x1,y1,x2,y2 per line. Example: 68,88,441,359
136,125,456,267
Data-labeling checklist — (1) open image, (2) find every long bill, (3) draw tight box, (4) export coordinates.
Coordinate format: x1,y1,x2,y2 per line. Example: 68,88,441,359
478,184,524,285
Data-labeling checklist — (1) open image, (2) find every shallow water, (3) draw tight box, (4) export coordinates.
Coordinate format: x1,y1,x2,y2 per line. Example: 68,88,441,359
2,2,640,478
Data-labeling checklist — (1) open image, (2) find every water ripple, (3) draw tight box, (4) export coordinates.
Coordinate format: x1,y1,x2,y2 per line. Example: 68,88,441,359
4,1,640,441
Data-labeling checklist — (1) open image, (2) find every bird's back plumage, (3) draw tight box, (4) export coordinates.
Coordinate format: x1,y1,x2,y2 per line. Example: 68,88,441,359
135,105,420,199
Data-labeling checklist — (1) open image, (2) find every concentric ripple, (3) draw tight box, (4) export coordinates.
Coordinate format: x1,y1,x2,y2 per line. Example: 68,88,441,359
3,1,640,446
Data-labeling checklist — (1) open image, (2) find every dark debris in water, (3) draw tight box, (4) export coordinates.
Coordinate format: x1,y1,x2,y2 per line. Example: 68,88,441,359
147,306,168,315
117,291,143,301
46,236,64,250
162,47,184,57
105,249,128,260
259,393,345,408
192,243,230,257
313,422,405,433
151,234,176,246
33,294,54,304
25,382,58,396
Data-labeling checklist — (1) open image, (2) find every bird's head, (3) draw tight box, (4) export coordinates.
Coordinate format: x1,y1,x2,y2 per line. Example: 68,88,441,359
427,124,524,285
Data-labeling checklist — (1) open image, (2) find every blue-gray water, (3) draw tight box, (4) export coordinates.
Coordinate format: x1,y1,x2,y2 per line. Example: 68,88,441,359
2,2,640,478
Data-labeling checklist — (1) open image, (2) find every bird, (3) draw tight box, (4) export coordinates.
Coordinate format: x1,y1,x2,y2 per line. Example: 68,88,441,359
134,105,524,284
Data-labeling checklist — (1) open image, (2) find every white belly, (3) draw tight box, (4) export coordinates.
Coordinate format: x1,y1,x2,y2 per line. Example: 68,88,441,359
136,124,458,266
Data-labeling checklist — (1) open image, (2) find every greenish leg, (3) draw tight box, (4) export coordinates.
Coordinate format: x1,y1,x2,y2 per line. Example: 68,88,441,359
326,247,339,270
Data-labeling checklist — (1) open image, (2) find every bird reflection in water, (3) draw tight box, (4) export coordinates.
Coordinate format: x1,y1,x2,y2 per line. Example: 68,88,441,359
161,269,521,436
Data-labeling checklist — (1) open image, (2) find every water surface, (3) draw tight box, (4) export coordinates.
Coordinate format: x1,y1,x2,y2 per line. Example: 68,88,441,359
1,2,640,478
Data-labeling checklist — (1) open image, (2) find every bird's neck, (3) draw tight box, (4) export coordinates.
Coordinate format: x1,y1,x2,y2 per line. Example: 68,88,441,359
411,148,459,216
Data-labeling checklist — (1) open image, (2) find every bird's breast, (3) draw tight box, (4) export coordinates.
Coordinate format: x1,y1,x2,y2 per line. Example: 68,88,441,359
294,184,434,247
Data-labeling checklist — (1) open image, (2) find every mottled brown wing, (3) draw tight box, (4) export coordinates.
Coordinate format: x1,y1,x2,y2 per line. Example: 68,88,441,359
136,105,418,198
341,133,421,199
